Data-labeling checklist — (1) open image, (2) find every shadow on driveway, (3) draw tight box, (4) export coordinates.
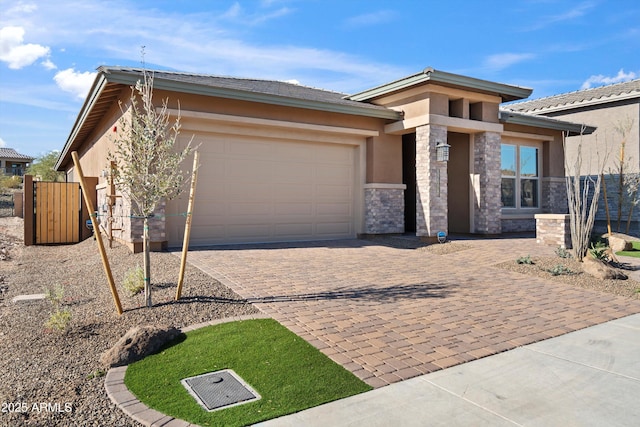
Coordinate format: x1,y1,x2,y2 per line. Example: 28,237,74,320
160,282,454,307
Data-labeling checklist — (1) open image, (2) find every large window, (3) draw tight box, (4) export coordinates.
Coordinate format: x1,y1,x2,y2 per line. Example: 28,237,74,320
501,144,540,209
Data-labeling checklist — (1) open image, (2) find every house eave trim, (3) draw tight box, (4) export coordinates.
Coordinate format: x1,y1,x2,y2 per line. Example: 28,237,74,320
347,67,533,103
499,111,596,136
105,69,401,120
55,73,109,171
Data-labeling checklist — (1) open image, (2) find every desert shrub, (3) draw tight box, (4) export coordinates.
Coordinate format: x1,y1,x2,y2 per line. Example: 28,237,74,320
555,246,572,259
546,264,575,276
589,241,609,261
123,265,145,296
44,284,72,331
0,175,22,189
516,255,534,265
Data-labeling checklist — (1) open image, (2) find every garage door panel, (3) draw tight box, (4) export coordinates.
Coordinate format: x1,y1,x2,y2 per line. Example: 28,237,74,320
317,202,351,216
317,165,352,183
167,134,359,246
317,184,351,199
274,142,316,161
227,182,272,200
273,164,313,183
316,222,352,236
227,224,272,238
274,223,314,236
227,202,273,216
274,203,313,215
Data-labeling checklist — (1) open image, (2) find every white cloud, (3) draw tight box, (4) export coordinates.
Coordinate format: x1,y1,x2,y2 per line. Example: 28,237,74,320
581,69,638,89
6,2,38,14
53,68,96,99
42,58,56,70
0,137,6,148
524,1,595,31
483,53,536,71
344,10,396,28
0,26,50,69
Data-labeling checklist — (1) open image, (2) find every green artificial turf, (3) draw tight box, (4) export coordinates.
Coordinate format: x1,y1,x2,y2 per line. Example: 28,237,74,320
124,319,372,426
616,240,640,258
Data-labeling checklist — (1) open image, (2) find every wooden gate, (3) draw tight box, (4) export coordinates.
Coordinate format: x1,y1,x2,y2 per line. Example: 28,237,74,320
33,181,82,244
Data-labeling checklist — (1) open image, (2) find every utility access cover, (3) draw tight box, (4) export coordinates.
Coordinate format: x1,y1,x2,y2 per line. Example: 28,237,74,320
181,369,261,411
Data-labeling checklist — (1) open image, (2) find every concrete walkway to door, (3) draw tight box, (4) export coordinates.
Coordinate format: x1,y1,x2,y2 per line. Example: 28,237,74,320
185,236,640,389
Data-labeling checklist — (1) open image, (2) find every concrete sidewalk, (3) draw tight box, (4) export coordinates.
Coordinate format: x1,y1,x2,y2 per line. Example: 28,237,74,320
255,313,640,427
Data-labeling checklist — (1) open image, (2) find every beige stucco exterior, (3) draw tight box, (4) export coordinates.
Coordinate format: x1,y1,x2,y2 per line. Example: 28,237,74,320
547,101,640,175
56,67,592,250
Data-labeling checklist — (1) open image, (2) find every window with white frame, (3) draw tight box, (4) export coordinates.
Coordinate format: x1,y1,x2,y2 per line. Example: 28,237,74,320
501,143,540,210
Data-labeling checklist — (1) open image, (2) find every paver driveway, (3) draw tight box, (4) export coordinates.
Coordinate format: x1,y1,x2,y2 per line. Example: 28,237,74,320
185,237,640,388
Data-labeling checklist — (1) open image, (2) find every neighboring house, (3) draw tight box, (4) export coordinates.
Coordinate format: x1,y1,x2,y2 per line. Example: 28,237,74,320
0,147,34,176
55,66,594,251
504,79,640,234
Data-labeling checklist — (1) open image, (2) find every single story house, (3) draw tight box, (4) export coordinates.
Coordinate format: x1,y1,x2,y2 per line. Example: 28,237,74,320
55,66,594,251
504,78,640,234
0,147,34,176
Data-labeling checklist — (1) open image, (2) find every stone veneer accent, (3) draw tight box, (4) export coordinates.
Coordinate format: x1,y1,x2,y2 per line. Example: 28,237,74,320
535,214,571,248
97,183,167,251
542,177,568,213
502,218,536,233
364,183,406,234
415,124,448,237
473,132,502,234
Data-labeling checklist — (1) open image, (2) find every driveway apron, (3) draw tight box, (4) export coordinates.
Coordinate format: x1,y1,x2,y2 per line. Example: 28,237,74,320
185,238,640,388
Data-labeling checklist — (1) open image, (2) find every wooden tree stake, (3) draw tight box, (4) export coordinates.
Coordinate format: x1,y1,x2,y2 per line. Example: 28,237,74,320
71,151,123,315
175,150,199,300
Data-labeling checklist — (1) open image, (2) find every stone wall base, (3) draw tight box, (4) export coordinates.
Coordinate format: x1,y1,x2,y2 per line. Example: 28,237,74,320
502,218,535,233
364,184,406,234
535,214,571,248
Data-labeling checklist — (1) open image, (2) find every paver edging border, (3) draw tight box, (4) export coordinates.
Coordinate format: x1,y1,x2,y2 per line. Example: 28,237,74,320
104,313,271,427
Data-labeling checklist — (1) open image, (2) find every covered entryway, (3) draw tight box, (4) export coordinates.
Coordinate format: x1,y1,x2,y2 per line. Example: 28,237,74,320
447,132,471,233
166,133,362,246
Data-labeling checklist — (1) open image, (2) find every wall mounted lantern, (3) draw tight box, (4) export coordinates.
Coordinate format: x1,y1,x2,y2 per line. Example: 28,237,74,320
436,141,451,162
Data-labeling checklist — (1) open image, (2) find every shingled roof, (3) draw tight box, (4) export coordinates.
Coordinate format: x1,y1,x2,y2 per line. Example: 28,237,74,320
504,78,640,114
100,67,396,116
0,147,34,161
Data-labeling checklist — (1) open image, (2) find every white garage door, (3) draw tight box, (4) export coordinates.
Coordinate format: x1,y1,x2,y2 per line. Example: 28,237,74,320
166,134,359,246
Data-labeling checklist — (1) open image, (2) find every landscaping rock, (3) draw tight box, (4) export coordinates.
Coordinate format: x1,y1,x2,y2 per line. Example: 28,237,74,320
607,234,633,253
582,256,628,280
100,325,183,367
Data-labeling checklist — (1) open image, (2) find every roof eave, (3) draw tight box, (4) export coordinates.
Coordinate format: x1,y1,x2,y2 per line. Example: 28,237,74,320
56,69,402,170
104,68,401,120
347,67,533,103
499,111,596,136
55,72,110,171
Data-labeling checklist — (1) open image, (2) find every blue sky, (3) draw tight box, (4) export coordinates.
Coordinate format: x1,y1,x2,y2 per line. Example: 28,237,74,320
1,0,639,159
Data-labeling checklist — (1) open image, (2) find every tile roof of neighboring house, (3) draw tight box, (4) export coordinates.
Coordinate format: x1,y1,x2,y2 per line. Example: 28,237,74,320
504,78,640,114
0,147,34,161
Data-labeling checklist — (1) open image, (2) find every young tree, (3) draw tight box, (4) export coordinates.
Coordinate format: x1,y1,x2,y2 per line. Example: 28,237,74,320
26,150,65,181
109,68,193,307
605,117,636,233
564,130,608,259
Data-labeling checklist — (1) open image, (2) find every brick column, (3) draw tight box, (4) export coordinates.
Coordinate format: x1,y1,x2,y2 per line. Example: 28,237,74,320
473,131,501,234
415,124,448,238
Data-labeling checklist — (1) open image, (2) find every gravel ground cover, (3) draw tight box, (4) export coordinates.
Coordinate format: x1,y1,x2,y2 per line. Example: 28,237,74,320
2,218,639,426
0,217,258,426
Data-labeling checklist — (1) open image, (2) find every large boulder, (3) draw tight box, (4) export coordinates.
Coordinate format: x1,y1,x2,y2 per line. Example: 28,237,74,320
100,325,183,367
582,256,628,280
607,233,633,253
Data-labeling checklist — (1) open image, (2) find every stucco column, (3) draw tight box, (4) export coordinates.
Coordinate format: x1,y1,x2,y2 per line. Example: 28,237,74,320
472,131,502,234
415,124,448,238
